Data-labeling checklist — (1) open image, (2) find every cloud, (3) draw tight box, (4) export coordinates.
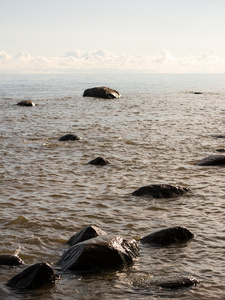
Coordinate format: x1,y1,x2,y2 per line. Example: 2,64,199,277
0,49,225,73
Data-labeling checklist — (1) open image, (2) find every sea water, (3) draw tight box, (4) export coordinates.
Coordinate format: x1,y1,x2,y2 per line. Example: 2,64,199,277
1,73,225,299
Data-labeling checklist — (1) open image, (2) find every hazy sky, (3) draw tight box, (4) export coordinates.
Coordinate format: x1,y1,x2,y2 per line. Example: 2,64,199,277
1,0,225,73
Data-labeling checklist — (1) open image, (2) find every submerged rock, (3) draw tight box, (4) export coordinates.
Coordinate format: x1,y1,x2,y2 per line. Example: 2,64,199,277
194,155,225,166
83,87,121,99
67,225,107,246
7,262,58,289
88,157,110,166
58,235,139,273
0,254,24,266
141,226,194,246
132,184,191,198
156,276,199,289
58,134,81,141
17,100,35,107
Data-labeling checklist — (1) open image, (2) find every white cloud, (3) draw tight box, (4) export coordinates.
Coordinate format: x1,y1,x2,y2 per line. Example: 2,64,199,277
0,49,225,73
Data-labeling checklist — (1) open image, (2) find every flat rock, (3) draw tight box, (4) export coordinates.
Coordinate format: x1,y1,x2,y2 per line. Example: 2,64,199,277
141,226,194,246
17,100,35,107
88,157,110,166
58,235,139,273
194,155,225,166
67,225,107,246
156,276,199,289
83,87,121,99
7,262,58,289
132,184,191,198
58,134,81,141
0,254,24,266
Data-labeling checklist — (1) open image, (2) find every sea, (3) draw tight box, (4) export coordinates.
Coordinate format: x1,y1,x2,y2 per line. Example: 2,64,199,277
1,73,225,299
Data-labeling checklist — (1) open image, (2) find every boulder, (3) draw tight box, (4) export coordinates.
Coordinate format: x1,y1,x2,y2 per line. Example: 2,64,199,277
67,225,107,246
0,254,24,266
58,134,81,142
88,157,110,166
141,226,194,246
58,235,139,273
7,262,58,289
216,149,225,152
132,184,191,198
194,155,225,166
17,100,35,107
83,87,121,99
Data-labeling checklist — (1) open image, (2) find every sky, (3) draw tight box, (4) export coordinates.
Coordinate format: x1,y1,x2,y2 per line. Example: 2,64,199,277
0,0,225,73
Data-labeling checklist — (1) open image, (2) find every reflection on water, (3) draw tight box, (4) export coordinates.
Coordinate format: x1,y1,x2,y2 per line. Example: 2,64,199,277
1,74,225,299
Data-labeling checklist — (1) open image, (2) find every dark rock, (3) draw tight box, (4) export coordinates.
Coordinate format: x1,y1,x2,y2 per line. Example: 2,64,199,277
141,226,194,246
7,262,57,289
194,155,225,166
88,157,110,166
0,254,24,266
132,184,191,198
83,86,121,99
216,149,225,152
58,235,139,273
194,92,202,95
67,225,107,246
211,134,225,138
156,276,199,289
58,134,81,142
17,100,35,107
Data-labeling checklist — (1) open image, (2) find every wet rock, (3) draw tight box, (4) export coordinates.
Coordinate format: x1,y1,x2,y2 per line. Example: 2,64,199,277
67,225,107,246
0,254,24,266
7,262,58,289
156,276,199,289
132,184,191,198
211,134,225,138
88,157,110,166
141,226,194,246
193,92,202,95
58,134,81,141
17,100,35,107
83,86,121,99
58,235,139,273
216,149,225,152
194,155,225,166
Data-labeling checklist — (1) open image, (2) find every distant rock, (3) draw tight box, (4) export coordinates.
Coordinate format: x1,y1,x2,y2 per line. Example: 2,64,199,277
7,262,58,289
83,87,121,99
141,226,194,246
17,100,35,107
194,155,225,166
58,134,81,141
0,254,24,266
193,92,202,95
216,149,225,152
211,134,225,138
67,225,107,246
132,184,191,198
58,235,139,273
88,157,110,166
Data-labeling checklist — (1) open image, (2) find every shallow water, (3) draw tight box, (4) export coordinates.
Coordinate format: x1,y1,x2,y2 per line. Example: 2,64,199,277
1,73,225,299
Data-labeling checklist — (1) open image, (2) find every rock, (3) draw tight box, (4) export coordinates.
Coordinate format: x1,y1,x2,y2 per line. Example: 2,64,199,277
7,262,58,289
194,155,225,166
58,235,139,273
88,157,110,166
83,87,121,99
132,184,191,198
216,149,225,152
156,276,199,289
211,134,225,138
58,134,81,141
193,92,202,95
141,226,194,246
17,100,35,107
67,225,107,246
0,254,24,266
